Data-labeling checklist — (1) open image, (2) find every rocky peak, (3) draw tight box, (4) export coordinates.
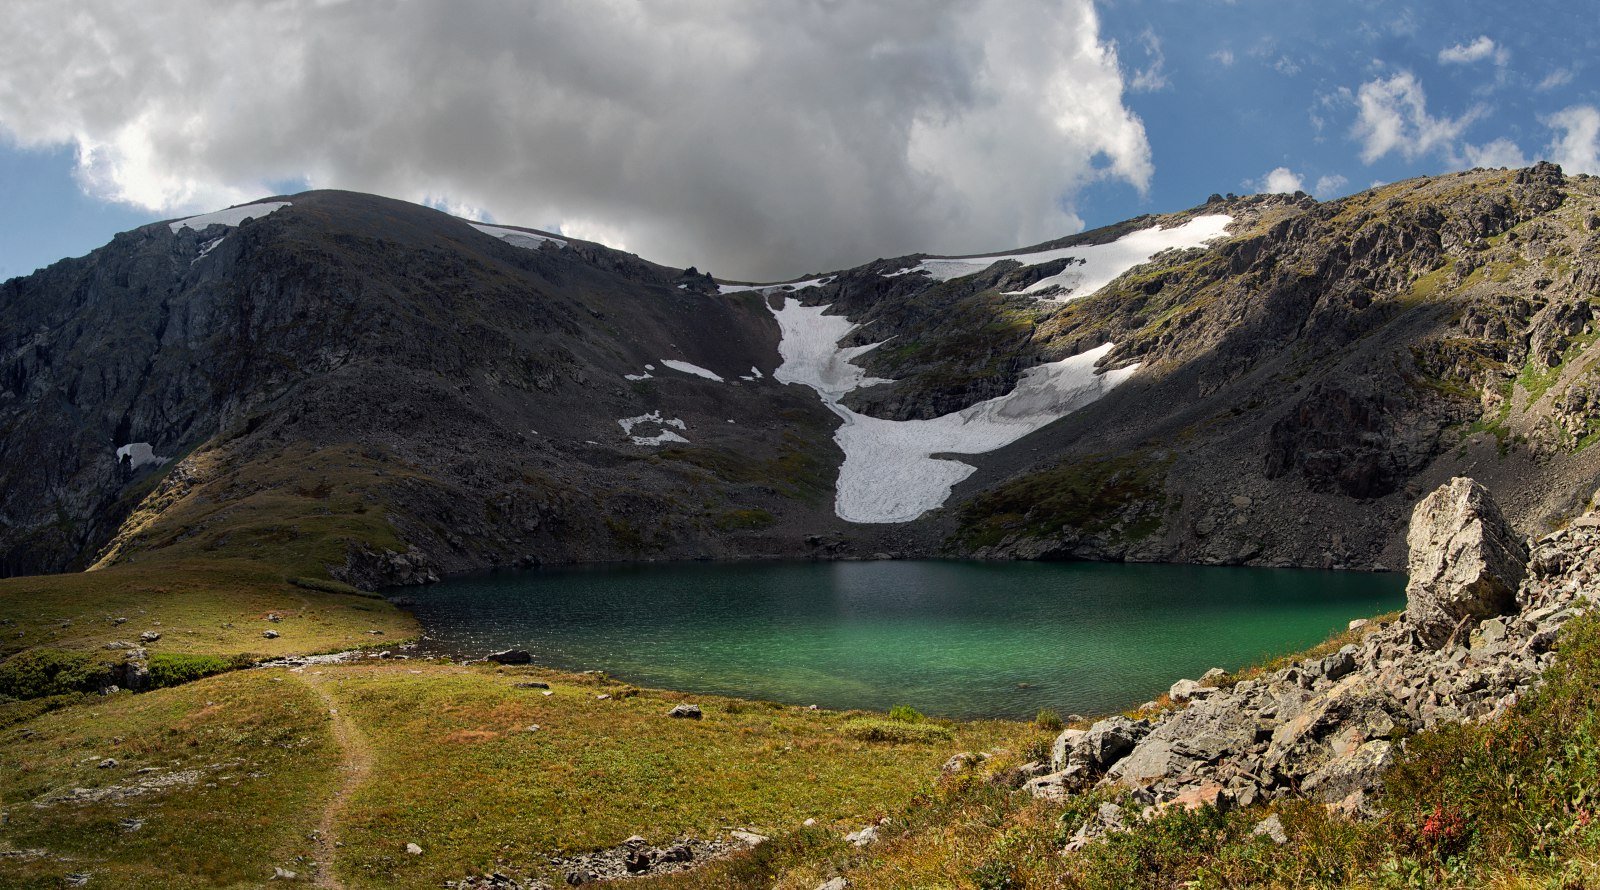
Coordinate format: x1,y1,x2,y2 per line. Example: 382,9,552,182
1404,477,1528,648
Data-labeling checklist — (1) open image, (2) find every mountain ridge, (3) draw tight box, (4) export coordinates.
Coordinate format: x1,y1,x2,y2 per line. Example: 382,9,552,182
3,164,1598,587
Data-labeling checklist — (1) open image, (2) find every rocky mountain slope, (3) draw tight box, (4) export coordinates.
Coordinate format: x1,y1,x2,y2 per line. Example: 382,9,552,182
3,164,1599,584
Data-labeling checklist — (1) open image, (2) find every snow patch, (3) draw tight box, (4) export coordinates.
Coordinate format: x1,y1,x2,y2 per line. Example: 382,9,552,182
470,223,569,249
618,411,690,446
891,215,1232,302
168,202,291,233
624,370,654,381
767,299,1137,523
190,235,227,265
115,443,166,471
738,365,765,381
631,430,690,446
659,359,724,382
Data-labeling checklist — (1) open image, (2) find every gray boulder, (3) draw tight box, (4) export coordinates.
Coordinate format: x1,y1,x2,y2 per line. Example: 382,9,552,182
1405,478,1527,648
485,649,533,665
1073,716,1149,770
1050,729,1086,771
1107,738,1189,786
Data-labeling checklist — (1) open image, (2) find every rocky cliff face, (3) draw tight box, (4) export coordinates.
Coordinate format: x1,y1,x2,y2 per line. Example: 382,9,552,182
3,165,1600,582
1025,478,1592,841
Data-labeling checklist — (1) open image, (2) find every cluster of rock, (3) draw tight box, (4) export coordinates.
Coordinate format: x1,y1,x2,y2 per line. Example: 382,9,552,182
443,836,736,889
1022,478,1594,840
550,835,743,886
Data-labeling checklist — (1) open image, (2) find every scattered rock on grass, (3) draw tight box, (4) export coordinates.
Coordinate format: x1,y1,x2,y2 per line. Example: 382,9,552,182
844,825,878,847
667,704,702,719
406,842,423,855
1251,814,1289,845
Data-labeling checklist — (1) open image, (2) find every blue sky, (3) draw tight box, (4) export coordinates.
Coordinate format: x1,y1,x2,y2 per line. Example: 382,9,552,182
1084,0,1599,225
1,1,1595,282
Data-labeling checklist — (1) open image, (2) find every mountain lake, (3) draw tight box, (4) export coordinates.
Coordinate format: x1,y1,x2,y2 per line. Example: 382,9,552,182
406,560,1406,719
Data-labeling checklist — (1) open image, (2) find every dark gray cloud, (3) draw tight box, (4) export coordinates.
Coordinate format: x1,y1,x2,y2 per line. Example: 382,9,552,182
0,0,1151,279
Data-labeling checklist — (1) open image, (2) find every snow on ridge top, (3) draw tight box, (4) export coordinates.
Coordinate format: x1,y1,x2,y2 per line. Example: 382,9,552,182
659,359,724,382
168,202,292,233
894,214,1234,301
717,276,832,295
470,223,568,249
766,295,1137,524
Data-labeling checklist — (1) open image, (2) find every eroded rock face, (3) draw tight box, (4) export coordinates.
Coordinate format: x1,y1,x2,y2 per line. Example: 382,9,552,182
1405,478,1528,648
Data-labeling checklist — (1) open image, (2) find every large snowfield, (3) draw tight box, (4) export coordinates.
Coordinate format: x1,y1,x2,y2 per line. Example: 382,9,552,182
768,299,1137,523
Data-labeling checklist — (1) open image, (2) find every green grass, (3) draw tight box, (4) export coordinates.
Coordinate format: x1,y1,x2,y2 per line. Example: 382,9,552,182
0,659,1042,889
314,663,1036,888
0,670,342,888
0,559,415,662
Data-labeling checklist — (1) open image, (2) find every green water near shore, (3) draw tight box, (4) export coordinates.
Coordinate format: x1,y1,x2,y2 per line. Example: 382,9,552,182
408,560,1405,719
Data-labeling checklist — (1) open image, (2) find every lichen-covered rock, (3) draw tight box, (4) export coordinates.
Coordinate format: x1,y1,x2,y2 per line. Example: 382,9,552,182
1405,478,1527,648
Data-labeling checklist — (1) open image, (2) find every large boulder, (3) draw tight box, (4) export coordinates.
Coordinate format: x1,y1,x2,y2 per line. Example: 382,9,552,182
1405,478,1527,648
1070,716,1150,771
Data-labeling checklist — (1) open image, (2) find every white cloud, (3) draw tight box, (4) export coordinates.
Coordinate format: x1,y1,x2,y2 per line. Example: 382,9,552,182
1312,174,1348,198
1211,49,1235,67
0,1,1151,281
1255,167,1304,194
1128,29,1168,92
1545,106,1600,175
1351,71,1483,163
1462,138,1528,169
1438,36,1508,66
1537,68,1575,91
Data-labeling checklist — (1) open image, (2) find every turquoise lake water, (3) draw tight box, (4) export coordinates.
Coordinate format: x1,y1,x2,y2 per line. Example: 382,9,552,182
406,560,1405,719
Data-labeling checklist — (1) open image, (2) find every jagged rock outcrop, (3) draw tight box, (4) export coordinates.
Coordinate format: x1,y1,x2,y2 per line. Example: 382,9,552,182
1404,477,1528,647
1031,478,1589,825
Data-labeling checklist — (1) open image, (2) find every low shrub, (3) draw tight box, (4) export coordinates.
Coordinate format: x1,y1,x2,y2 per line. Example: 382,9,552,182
147,652,250,689
843,718,953,744
888,704,926,723
0,649,115,699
